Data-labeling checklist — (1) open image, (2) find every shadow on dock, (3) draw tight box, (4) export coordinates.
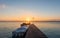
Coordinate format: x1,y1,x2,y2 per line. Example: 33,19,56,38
12,23,48,38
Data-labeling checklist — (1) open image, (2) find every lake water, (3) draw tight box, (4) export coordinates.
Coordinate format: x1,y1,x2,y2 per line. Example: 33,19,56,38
0,22,60,38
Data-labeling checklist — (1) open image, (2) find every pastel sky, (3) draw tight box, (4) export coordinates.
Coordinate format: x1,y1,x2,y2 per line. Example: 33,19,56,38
0,0,60,21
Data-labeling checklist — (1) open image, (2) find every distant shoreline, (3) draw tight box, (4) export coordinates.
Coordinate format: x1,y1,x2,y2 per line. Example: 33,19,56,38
0,21,60,22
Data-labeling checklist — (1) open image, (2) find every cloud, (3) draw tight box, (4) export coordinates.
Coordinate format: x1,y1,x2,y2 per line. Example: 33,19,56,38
0,4,7,9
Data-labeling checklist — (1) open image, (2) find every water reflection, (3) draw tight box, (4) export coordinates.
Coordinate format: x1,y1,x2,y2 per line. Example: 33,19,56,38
0,22,60,38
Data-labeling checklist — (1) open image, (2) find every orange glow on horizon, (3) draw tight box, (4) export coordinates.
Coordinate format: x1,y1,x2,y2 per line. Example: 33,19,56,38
25,17,32,22
0,16,60,21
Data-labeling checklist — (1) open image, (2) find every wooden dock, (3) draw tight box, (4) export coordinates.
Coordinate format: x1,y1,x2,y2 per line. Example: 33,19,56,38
25,24,48,38
12,23,48,38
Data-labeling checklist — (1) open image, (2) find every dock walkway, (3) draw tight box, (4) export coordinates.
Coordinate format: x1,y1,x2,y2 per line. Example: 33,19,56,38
25,24,48,38
12,23,48,38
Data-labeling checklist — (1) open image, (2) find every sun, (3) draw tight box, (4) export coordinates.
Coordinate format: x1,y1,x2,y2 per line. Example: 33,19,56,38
25,17,31,22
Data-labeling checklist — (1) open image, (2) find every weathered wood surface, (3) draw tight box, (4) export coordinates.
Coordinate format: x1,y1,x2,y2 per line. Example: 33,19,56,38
25,24,48,38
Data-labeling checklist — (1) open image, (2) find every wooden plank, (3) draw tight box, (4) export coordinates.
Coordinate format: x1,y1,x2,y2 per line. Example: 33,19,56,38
25,24,48,38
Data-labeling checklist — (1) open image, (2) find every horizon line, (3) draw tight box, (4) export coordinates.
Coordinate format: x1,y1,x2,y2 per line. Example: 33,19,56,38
0,21,60,22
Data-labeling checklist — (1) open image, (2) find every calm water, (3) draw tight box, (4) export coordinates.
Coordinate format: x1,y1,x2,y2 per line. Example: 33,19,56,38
0,22,60,38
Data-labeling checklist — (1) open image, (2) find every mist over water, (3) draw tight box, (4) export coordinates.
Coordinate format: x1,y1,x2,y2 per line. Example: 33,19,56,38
0,22,60,38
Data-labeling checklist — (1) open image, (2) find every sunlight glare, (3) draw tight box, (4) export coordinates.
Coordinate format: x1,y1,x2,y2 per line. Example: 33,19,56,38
25,17,31,22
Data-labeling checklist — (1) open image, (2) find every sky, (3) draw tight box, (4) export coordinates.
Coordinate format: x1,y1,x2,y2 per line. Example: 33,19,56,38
0,0,60,21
